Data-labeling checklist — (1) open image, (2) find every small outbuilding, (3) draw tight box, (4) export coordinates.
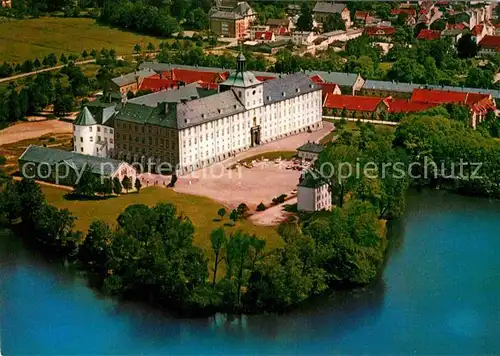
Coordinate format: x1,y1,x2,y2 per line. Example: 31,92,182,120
297,141,323,161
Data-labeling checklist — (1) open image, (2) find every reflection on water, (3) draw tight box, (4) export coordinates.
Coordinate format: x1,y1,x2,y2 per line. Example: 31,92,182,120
1,190,500,355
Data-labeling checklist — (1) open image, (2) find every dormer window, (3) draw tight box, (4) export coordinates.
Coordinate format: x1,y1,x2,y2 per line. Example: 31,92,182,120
282,92,286,97
309,84,314,89
296,88,300,93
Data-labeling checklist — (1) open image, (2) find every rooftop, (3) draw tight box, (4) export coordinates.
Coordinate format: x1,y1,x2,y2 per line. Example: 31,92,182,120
313,1,346,14
19,145,125,176
111,69,156,87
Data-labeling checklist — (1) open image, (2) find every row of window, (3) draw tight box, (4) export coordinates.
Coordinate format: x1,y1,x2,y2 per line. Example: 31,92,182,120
77,136,114,144
88,126,113,134
117,122,175,137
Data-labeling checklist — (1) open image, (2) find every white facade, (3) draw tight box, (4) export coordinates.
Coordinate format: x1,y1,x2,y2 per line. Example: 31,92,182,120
297,181,331,212
74,124,115,157
177,87,323,174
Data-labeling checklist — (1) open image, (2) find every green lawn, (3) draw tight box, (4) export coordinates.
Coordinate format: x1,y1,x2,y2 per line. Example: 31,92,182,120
0,17,166,63
42,185,281,254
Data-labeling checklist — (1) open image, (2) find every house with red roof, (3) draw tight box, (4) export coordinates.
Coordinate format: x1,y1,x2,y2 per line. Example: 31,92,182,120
417,29,442,41
472,24,488,42
478,35,500,56
354,11,371,23
391,8,417,17
364,26,396,41
254,31,275,42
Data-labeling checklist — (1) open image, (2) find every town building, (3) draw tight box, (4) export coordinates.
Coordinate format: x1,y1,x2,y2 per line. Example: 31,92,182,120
73,102,117,157
253,31,275,42
266,18,293,35
108,69,156,96
291,31,317,45
313,2,351,28
478,35,500,56
209,1,255,38
364,26,396,41
19,145,137,188
297,141,323,161
1,0,12,8
112,54,323,175
417,29,442,41
297,173,331,212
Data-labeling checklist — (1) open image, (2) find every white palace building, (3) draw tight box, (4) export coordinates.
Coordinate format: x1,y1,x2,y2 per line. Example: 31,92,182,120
73,53,324,175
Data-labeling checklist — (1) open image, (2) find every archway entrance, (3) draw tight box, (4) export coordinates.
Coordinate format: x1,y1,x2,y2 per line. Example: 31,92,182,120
251,126,261,147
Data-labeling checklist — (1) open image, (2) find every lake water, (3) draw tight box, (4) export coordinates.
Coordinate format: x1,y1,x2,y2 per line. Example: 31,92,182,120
1,190,500,355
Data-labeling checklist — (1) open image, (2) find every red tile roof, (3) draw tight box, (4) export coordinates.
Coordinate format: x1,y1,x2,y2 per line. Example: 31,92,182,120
478,35,500,50
419,9,428,15
310,74,324,83
472,24,484,36
447,23,466,30
417,29,442,40
279,26,288,35
139,77,179,92
391,8,417,16
318,83,341,98
324,94,383,112
364,26,396,36
255,31,274,41
385,98,438,113
354,10,369,20
166,69,229,85
411,89,495,113
255,75,276,81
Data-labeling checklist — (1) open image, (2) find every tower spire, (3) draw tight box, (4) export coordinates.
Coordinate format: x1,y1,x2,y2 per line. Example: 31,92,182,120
236,43,246,73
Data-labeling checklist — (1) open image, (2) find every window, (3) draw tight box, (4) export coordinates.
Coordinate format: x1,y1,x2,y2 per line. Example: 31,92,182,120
89,127,93,132
110,139,114,144
98,136,101,142
79,137,83,143
110,129,113,134
80,147,83,152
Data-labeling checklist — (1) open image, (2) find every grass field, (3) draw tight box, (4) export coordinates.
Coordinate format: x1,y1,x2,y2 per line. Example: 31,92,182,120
41,185,281,255
0,17,166,63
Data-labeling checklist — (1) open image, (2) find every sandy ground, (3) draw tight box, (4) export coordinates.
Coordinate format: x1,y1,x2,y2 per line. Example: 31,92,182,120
173,121,334,211
0,120,73,146
249,198,297,226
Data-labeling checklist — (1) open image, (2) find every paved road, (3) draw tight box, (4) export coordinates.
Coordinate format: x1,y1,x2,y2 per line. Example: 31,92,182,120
0,59,96,83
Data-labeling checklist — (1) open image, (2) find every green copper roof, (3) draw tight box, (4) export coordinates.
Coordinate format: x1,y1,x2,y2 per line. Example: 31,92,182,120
297,141,323,153
114,102,178,129
220,71,261,88
74,107,97,126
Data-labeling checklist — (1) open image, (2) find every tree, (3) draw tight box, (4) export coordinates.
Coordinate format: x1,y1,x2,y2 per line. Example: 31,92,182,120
256,202,266,211
113,177,122,195
296,3,313,31
217,207,226,220
236,203,249,217
33,58,41,68
457,33,478,59
146,42,156,53
430,19,446,31
81,49,88,58
121,176,132,193
78,220,112,276
229,209,239,224
134,44,142,54
323,13,346,32
210,227,227,286
47,53,58,66
60,53,68,64
102,177,113,196
74,165,97,196
134,178,142,193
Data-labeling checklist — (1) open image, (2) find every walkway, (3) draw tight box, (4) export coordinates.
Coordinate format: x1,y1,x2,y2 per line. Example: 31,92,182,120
0,59,96,83
249,197,297,226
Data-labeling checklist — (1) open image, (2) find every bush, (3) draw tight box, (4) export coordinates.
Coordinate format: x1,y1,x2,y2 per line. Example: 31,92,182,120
256,202,266,211
272,194,287,205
